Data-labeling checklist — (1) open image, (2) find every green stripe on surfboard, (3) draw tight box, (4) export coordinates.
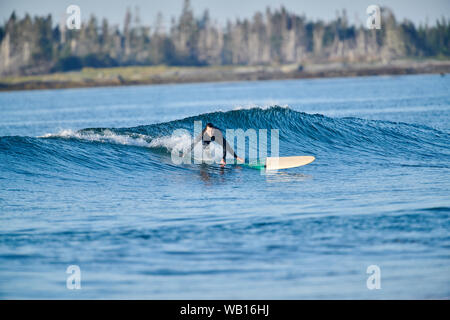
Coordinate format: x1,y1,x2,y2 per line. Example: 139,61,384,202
240,161,266,170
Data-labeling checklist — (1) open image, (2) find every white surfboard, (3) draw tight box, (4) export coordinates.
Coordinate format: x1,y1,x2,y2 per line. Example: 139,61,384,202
265,156,315,170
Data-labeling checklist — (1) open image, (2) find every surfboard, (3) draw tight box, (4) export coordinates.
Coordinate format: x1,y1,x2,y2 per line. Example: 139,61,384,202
243,156,315,170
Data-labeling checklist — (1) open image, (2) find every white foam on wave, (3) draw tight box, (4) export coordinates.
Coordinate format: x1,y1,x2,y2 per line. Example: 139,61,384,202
39,129,152,148
149,132,192,152
39,129,216,157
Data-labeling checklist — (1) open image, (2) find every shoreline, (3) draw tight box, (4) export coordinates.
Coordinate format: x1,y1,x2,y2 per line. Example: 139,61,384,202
1,59,449,92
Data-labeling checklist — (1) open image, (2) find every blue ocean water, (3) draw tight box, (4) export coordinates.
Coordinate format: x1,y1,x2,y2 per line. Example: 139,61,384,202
0,74,449,299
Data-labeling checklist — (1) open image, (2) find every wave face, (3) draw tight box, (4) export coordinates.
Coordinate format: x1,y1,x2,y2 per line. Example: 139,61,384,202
1,106,449,175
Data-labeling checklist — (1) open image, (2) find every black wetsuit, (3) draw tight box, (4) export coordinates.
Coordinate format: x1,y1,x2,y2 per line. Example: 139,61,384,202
190,127,238,161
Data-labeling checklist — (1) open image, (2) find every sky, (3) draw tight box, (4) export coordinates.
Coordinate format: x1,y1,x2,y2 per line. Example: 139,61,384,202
1,0,449,28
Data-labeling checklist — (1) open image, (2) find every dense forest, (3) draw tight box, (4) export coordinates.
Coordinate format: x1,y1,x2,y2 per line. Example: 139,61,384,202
1,0,449,76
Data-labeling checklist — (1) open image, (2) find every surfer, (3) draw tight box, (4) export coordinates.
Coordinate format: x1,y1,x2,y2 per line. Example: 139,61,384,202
188,123,244,166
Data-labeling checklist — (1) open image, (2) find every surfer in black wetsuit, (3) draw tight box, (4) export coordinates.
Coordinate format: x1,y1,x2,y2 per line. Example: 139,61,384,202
189,123,244,166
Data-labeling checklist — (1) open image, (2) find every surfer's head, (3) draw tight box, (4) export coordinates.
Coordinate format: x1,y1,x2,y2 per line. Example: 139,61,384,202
205,123,215,135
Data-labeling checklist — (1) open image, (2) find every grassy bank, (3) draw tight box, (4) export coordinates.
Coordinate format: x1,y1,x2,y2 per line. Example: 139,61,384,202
1,59,449,91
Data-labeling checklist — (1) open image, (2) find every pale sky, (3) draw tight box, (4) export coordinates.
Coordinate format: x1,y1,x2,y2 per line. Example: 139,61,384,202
1,0,449,28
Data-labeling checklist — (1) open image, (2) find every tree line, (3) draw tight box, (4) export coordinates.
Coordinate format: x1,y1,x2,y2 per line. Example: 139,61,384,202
0,0,449,76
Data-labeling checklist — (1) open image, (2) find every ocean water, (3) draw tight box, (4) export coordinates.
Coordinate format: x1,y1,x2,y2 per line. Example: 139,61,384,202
0,74,449,299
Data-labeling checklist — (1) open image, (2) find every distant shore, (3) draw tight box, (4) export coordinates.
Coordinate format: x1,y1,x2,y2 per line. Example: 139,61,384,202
1,59,449,91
